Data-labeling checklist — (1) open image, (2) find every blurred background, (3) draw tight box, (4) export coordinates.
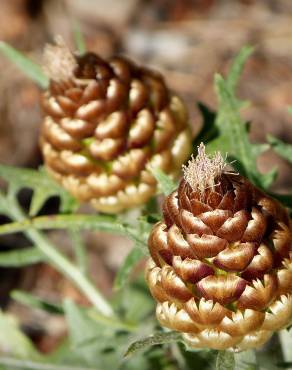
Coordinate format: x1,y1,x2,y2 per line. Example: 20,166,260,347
0,0,292,354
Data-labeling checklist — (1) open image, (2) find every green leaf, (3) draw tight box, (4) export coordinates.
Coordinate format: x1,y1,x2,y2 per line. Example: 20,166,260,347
124,331,182,357
0,42,48,89
212,47,276,190
206,135,229,154
268,135,292,164
124,217,151,252
114,247,144,290
150,168,177,195
0,173,116,320
11,290,63,315
0,165,78,215
73,22,86,54
64,298,105,345
64,299,119,367
216,351,235,370
226,46,254,92
11,290,135,331
0,247,44,267
111,277,155,324
0,310,42,360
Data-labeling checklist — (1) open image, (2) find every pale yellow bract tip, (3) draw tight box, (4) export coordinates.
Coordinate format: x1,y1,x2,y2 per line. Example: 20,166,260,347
43,36,77,82
182,143,227,194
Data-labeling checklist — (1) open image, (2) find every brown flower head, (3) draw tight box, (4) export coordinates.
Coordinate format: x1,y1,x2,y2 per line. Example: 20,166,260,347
146,143,292,351
40,37,192,213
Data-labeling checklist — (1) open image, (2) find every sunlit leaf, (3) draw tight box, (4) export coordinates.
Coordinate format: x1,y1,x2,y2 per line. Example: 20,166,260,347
226,46,254,92
211,47,277,190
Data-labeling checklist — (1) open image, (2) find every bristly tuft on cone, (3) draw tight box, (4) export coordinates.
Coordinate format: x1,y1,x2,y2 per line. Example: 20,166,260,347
182,143,227,195
43,36,77,82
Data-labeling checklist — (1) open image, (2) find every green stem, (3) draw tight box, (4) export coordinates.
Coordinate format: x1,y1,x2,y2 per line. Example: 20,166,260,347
69,229,88,276
6,194,114,318
27,229,114,316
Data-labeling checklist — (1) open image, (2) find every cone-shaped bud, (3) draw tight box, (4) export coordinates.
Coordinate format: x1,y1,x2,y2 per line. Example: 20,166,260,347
145,143,292,351
40,37,192,213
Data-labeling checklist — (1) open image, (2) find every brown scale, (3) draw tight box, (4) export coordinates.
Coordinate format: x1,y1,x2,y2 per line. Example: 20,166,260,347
146,169,292,351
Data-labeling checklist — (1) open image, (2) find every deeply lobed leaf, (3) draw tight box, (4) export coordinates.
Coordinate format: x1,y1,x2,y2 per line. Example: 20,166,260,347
0,165,78,215
201,46,277,190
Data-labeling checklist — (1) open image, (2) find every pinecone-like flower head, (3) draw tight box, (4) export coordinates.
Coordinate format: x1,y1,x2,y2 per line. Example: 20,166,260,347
40,38,192,213
146,144,292,351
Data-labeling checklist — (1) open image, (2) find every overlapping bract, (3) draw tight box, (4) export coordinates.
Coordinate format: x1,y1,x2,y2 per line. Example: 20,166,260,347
40,50,192,213
146,173,292,351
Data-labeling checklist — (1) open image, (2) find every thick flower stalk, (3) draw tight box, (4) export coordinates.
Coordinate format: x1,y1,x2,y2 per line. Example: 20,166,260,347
146,143,292,351
40,38,192,213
